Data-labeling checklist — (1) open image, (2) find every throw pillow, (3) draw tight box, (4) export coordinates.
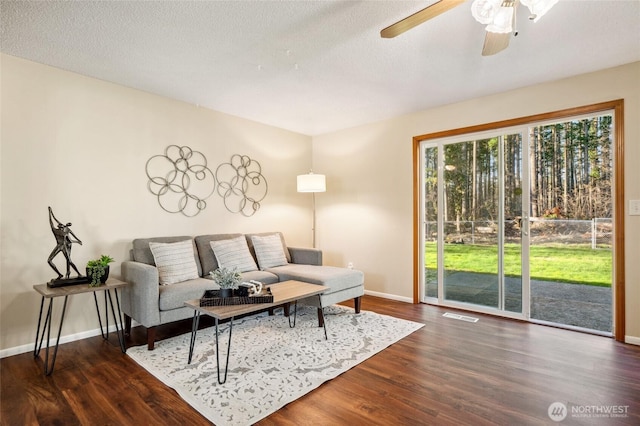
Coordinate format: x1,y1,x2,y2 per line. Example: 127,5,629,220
210,236,258,273
251,234,288,270
149,240,199,285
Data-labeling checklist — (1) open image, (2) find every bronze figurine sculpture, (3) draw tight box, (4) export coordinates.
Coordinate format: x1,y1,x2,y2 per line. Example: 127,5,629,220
47,207,87,286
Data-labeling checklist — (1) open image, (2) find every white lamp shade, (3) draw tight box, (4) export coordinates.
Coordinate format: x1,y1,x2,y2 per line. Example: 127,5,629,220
297,173,326,193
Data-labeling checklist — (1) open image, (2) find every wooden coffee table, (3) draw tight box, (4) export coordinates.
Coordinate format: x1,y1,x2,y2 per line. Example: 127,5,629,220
184,280,329,384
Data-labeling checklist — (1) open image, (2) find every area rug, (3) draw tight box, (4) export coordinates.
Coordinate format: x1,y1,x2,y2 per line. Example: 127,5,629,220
127,305,424,426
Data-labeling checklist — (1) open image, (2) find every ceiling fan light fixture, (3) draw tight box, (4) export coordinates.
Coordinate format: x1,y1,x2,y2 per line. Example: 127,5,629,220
520,0,559,22
486,6,514,33
471,0,502,24
381,0,558,55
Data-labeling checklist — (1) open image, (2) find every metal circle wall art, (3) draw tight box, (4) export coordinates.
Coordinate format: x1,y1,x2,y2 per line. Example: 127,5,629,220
216,154,268,217
146,147,268,217
146,145,216,217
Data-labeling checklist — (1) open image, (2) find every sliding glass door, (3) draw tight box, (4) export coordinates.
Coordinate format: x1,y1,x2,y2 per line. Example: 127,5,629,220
526,116,614,333
420,110,615,334
422,132,525,316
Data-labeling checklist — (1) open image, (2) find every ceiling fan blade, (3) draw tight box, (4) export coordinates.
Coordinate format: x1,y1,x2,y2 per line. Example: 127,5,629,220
482,32,511,56
381,0,465,38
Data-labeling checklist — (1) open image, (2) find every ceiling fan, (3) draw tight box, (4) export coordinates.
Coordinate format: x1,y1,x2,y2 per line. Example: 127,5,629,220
380,0,559,56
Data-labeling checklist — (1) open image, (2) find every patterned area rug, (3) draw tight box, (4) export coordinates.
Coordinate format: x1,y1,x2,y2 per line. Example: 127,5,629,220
127,305,424,426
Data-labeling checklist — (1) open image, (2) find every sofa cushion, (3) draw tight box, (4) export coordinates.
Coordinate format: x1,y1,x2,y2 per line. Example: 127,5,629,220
158,277,218,311
194,234,243,276
132,236,202,276
149,240,200,285
210,236,258,273
266,264,363,294
251,234,288,270
245,232,291,263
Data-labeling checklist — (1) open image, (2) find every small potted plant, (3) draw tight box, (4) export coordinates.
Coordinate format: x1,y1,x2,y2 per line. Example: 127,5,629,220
86,255,114,287
210,267,241,298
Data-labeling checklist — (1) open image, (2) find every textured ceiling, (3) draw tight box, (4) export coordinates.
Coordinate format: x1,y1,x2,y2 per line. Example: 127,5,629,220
1,1,639,136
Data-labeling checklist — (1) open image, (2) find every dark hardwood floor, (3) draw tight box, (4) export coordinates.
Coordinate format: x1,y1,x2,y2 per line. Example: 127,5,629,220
2,296,639,425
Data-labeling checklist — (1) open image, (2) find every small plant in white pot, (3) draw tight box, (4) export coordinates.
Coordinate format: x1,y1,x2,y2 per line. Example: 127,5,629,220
210,267,241,298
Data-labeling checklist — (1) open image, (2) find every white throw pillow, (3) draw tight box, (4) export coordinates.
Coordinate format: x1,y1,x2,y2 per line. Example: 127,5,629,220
149,240,199,285
251,234,288,270
210,236,258,273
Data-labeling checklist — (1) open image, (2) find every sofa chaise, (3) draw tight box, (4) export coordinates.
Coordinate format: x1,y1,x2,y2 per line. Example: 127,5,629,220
121,232,364,349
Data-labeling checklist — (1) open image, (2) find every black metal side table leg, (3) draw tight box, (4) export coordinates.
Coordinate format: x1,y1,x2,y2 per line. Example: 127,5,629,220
33,297,46,357
113,289,126,352
93,292,107,339
215,317,233,385
188,311,201,364
35,301,52,358
288,300,298,328
33,296,69,375
317,295,328,340
106,289,126,353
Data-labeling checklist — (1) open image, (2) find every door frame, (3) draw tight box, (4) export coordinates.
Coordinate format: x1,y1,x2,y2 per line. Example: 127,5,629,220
412,100,625,341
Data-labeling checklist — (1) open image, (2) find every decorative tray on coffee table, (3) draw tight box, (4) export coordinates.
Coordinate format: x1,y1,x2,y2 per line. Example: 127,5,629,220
199,287,274,307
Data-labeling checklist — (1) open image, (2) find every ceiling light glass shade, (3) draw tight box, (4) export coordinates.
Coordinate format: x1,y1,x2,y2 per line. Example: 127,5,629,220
471,0,502,24
297,173,326,193
520,0,559,22
486,6,514,34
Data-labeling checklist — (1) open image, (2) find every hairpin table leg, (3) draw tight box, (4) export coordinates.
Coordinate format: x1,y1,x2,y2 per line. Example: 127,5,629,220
93,292,106,339
33,297,46,358
215,317,233,384
106,289,126,353
288,300,298,328
318,295,327,340
33,295,68,375
287,298,327,339
188,311,201,364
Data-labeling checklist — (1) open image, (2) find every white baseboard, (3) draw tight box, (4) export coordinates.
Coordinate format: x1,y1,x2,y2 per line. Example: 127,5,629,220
364,289,413,303
0,324,121,359
625,335,640,346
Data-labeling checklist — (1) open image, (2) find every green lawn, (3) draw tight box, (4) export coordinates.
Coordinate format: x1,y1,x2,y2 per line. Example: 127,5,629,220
424,242,612,287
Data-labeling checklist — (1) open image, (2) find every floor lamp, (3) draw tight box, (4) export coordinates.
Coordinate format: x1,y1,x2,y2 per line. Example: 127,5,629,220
297,172,326,248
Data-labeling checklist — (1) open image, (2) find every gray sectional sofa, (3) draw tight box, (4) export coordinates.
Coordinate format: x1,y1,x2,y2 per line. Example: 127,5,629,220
121,232,364,349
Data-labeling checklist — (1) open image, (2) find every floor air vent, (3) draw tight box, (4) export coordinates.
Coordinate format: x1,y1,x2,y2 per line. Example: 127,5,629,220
443,312,479,323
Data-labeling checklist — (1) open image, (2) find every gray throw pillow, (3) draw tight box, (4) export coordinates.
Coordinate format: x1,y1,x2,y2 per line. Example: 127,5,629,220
251,234,288,270
149,240,199,285
210,236,258,273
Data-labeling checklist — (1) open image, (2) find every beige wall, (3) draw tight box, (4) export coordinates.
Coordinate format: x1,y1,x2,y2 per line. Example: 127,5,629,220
0,54,313,352
312,62,640,343
2,55,638,354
